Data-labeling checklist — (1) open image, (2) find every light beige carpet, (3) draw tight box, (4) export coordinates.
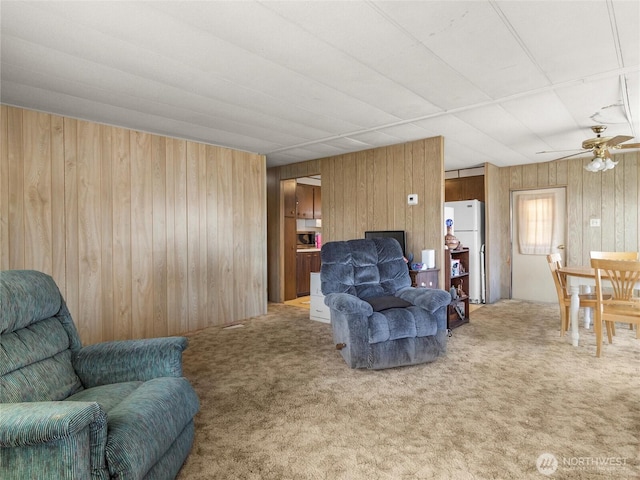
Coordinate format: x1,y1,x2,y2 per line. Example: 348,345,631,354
178,300,639,479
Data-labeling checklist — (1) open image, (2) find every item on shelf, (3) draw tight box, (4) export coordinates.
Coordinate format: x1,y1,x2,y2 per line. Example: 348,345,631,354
445,247,470,330
421,249,436,269
444,218,460,250
451,259,461,276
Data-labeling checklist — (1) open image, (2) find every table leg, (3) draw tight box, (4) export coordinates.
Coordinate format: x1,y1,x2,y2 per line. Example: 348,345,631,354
568,285,580,347
582,285,592,329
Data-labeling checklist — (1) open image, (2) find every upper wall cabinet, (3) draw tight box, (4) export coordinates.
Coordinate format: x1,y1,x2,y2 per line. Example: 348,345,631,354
445,176,484,202
296,184,321,219
312,186,321,219
284,179,297,218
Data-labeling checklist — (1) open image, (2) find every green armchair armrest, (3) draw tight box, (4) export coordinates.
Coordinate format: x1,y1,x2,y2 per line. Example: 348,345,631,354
0,402,106,448
73,337,188,388
0,402,107,479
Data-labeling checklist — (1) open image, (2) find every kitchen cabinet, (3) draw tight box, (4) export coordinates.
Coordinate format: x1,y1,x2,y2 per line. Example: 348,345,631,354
296,184,314,219
312,186,321,218
296,184,321,219
283,179,297,218
296,251,321,297
444,248,470,329
445,176,484,202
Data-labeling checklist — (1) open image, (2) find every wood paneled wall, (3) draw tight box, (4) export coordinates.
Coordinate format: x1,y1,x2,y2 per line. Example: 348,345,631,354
483,162,508,304
320,138,444,257
268,141,639,305
267,137,445,301
1,106,267,345
486,152,640,299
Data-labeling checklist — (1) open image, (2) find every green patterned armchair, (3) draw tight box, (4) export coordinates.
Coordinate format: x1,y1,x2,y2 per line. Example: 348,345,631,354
0,270,200,479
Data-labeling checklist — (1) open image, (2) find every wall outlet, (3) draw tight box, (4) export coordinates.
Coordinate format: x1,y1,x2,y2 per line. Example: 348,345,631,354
408,194,418,205
590,218,601,227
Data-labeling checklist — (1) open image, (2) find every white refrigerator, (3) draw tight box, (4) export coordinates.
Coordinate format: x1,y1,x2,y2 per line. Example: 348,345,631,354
444,200,485,304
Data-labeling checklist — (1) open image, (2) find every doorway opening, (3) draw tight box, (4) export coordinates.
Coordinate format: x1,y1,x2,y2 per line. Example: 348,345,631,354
282,176,322,301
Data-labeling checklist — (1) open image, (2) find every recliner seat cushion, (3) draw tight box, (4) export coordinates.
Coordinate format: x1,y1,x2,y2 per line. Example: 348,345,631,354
65,381,142,413
66,377,199,479
368,306,438,344
365,295,412,312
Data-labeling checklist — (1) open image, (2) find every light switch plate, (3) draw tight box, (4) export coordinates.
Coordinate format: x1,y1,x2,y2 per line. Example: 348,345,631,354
408,194,418,205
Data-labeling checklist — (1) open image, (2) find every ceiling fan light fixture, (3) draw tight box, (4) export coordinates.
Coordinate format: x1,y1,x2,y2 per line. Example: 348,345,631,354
549,125,631,171
584,154,617,172
586,156,604,172
603,158,618,170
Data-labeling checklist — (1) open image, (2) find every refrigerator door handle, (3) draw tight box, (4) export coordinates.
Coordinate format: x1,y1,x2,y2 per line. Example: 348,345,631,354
480,243,486,304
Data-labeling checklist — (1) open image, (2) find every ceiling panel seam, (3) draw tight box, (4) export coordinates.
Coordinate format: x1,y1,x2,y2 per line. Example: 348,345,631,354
488,1,551,85
364,1,483,104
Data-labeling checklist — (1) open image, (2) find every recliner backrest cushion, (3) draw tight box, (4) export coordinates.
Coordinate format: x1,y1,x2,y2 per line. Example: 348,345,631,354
321,238,411,298
0,270,84,402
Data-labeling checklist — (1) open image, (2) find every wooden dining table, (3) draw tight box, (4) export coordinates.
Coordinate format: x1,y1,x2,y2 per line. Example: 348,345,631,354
558,266,597,347
559,264,640,347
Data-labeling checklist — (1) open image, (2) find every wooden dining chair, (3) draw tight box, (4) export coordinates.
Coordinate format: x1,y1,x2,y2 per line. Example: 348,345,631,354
590,258,640,357
590,251,639,332
547,253,600,337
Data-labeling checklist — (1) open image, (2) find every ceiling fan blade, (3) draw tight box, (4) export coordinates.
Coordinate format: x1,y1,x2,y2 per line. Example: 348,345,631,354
550,150,591,161
604,135,634,147
536,149,584,154
614,142,640,149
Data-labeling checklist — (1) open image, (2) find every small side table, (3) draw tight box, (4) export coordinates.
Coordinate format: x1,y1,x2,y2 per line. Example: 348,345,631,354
409,268,439,289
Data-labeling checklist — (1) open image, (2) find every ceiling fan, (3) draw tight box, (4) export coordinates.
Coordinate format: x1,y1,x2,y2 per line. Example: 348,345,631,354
537,125,640,171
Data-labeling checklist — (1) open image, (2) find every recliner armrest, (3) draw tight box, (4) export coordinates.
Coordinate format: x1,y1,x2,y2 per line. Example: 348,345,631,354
324,293,373,316
396,287,452,313
73,337,188,388
0,401,106,448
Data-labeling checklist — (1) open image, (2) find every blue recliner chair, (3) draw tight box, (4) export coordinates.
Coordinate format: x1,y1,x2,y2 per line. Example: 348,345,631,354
321,238,451,369
0,270,199,479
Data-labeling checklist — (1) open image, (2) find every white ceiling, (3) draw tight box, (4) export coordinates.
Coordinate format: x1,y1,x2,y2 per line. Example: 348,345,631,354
2,1,639,170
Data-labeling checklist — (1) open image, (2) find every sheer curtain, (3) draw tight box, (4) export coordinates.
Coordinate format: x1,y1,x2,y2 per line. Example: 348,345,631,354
517,193,556,255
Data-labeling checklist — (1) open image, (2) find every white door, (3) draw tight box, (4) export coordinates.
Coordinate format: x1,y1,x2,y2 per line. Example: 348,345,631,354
511,187,566,303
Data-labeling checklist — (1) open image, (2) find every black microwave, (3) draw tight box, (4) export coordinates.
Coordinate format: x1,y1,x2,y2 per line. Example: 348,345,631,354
297,232,316,247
